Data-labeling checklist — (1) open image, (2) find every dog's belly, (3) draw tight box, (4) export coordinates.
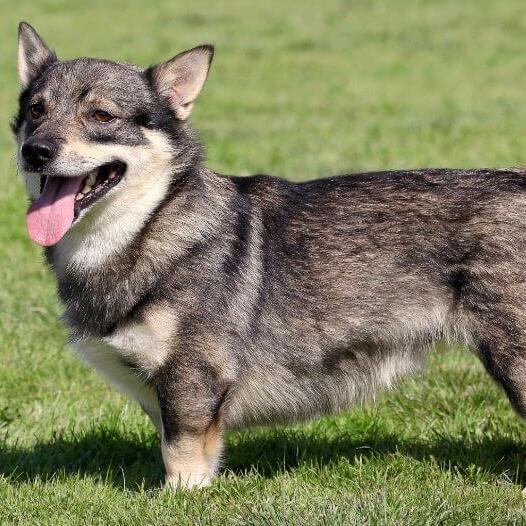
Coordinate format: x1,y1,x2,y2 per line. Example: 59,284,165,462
225,345,422,428
70,310,429,431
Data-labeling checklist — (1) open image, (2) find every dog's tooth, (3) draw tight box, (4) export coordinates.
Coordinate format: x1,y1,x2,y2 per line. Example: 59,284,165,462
82,185,92,194
75,193,83,201
87,173,96,185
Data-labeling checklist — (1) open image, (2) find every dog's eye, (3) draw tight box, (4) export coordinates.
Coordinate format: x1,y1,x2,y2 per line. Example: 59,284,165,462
92,110,114,123
30,103,45,119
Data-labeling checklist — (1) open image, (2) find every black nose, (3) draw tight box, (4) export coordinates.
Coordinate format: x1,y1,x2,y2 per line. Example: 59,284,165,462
21,139,57,170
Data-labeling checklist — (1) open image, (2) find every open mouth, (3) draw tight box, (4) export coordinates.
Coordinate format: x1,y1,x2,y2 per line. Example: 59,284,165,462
39,161,127,217
27,161,127,247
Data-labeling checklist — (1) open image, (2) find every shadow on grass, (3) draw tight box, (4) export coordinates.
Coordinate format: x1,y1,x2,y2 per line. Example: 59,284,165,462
1,426,525,490
226,428,526,484
0,428,164,490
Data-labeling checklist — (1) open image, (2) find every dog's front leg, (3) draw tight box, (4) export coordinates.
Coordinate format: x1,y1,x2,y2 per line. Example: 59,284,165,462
161,426,223,489
157,372,227,490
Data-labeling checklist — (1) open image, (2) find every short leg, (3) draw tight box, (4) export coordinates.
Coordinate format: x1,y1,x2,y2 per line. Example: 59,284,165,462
465,288,526,416
474,327,526,417
156,364,228,490
161,421,224,489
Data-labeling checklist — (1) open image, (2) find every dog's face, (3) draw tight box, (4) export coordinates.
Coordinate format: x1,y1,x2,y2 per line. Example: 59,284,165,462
14,22,213,247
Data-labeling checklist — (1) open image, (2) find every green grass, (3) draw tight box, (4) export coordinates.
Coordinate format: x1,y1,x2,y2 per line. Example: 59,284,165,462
2,0,526,523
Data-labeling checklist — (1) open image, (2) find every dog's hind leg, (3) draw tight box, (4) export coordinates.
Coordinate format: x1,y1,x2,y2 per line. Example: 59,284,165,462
464,285,526,417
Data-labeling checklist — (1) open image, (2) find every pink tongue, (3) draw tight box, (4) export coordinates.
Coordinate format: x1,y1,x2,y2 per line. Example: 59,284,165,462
26,176,84,246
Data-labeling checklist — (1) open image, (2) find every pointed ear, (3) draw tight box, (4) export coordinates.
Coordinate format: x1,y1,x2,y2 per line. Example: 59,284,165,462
147,45,214,120
18,22,57,88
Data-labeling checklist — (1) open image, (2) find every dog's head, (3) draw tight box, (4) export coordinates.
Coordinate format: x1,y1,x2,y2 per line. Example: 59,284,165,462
14,22,213,247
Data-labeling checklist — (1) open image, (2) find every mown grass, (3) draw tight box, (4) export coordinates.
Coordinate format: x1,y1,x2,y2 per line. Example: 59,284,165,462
2,0,526,524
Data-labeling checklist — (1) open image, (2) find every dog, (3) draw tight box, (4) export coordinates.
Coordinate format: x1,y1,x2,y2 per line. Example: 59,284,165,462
14,21,526,489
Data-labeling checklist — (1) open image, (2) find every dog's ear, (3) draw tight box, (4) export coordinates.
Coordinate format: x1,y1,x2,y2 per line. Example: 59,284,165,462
147,45,214,120
18,22,57,88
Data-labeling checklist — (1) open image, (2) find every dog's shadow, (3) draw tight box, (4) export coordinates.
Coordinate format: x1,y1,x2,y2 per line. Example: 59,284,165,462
1,424,526,490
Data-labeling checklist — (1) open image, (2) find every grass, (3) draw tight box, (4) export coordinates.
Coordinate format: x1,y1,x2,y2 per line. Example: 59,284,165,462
1,0,526,523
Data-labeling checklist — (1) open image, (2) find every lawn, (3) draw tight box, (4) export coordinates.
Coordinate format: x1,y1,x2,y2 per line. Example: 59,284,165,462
2,0,526,524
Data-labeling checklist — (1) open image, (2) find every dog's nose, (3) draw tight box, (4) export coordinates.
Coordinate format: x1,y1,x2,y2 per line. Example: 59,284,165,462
21,139,57,170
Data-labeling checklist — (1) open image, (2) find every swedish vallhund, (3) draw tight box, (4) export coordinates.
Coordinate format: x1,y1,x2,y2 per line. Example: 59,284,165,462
14,21,526,489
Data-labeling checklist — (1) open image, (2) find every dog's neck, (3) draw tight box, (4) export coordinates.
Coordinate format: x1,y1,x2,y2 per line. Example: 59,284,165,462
46,166,233,338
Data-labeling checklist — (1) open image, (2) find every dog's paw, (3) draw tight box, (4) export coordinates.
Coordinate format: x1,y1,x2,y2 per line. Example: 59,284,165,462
165,471,213,490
